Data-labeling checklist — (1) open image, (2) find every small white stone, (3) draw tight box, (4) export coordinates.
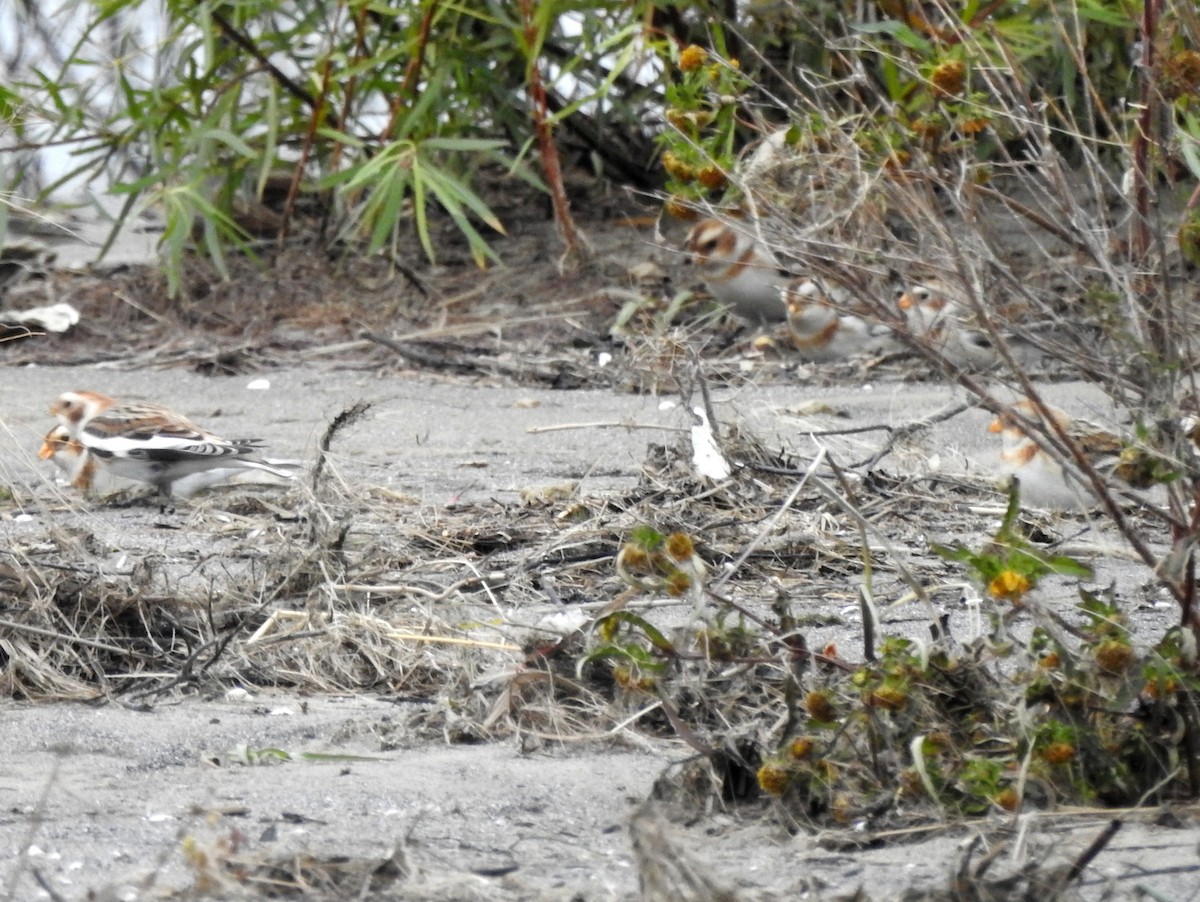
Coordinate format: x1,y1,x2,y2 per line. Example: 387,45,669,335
536,609,589,635
246,378,271,391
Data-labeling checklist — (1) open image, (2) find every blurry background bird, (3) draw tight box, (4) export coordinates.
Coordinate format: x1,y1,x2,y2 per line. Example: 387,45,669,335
897,279,1000,370
782,275,899,361
988,399,1127,511
683,217,790,322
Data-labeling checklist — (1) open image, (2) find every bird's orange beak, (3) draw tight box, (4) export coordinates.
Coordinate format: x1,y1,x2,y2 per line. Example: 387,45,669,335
987,417,1004,434
897,293,914,310
37,440,58,460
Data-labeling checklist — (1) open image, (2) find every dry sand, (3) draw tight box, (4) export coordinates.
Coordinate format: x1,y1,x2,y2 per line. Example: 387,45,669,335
2,186,1199,898
3,363,1199,900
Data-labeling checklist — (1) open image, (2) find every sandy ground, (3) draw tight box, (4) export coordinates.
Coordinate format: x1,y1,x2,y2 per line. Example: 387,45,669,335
0,694,667,900
2,362,1199,900
2,181,1200,898
2,695,1199,902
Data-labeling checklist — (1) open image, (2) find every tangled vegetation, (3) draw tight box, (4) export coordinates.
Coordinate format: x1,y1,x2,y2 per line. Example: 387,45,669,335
4,1,1195,278
4,0,1200,856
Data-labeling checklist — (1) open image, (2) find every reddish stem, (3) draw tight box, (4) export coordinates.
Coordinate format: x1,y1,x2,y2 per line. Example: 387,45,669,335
385,0,438,140
1131,0,1159,266
281,55,332,242
518,0,586,266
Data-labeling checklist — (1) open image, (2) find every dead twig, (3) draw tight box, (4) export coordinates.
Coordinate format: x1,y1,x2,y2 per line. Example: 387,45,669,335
360,330,568,383
311,400,372,493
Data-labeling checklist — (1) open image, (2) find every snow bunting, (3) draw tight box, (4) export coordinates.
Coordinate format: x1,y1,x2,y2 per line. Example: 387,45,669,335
47,390,297,502
48,389,118,438
38,424,96,490
683,218,789,322
897,280,999,370
988,399,1124,511
782,276,898,361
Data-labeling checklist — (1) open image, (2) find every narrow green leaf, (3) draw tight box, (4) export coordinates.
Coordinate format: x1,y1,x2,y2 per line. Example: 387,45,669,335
1044,556,1095,579
418,162,506,235
930,544,976,564
411,162,433,260
852,20,932,53
601,612,678,654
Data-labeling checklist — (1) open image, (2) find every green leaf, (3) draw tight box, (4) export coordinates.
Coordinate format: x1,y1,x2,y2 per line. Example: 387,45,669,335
580,642,669,671
422,137,509,154
1179,125,1200,182
996,477,1024,539
931,543,977,565
200,126,256,158
852,20,932,54
418,160,506,236
411,161,432,260
296,752,389,762
599,612,677,654
1042,555,1094,579
629,525,665,550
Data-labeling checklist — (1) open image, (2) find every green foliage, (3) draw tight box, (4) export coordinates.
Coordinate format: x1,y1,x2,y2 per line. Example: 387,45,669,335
614,525,707,597
933,483,1094,602
3,0,662,293
584,610,675,693
657,38,749,206
567,534,1198,819
6,0,1195,290
321,135,508,266
649,0,1183,213
609,288,704,340
7,0,1200,827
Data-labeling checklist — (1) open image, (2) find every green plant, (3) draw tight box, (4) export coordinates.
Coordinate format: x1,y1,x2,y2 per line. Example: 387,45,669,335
657,38,749,211
933,485,1094,605
2,0,664,292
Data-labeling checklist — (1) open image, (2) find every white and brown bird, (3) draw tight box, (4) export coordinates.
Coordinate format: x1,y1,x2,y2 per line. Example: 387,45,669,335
38,424,96,490
683,218,790,322
48,390,297,502
782,276,898,361
897,280,999,370
49,389,117,439
987,399,1127,511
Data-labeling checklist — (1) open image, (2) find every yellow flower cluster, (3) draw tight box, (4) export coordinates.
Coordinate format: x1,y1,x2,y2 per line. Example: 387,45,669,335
678,44,707,72
1163,49,1200,100
988,570,1031,600
930,59,966,97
